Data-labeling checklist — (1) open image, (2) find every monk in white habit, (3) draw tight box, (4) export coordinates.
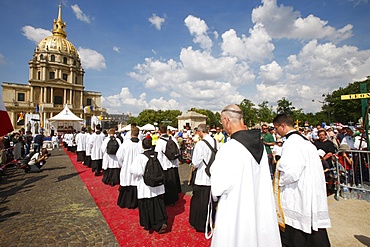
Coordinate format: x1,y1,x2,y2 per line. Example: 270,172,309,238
116,126,143,209
273,113,331,246
210,104,281,247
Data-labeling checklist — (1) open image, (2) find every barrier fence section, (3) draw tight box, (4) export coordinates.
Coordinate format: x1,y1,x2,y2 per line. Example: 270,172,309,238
334,149,370,201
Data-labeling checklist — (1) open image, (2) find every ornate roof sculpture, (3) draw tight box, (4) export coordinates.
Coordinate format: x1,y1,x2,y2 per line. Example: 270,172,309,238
36,4,79,58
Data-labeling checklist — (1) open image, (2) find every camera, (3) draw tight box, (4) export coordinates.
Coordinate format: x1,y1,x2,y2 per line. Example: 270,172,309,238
47,153,51,157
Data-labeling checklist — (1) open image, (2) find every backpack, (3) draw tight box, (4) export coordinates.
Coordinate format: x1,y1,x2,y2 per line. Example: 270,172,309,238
161,136,180,160
202,138,218,177
143,152,165,187
106,136,119,154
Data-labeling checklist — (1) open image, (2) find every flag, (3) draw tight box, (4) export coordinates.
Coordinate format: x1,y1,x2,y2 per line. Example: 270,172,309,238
0,97,14,136
83,105,94,113
17,112,24,123
35,104,39,113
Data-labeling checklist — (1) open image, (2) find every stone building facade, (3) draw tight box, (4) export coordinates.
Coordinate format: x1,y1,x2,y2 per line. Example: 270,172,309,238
1,4,102,133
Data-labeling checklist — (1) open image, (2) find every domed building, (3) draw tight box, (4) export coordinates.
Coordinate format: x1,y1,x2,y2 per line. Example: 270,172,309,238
2,4,102,134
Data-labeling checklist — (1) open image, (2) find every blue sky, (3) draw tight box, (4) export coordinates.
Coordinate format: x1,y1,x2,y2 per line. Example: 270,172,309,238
1,0,370,116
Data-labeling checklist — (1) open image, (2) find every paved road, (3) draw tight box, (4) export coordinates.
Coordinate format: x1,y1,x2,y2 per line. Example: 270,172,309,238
0,149,119,246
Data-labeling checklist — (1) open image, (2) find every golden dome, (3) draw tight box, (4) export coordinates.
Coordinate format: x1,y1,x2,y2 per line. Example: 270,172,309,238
37,36,79,58
36,4,79,58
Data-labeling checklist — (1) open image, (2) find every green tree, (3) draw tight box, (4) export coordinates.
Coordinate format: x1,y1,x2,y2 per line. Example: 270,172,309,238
238,99,258,126
327,76,370,125
276,97,295,115
257,101,275,123
129,109,182,127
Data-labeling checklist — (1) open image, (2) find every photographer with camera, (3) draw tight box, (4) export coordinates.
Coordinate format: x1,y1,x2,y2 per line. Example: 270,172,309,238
25,148,51,173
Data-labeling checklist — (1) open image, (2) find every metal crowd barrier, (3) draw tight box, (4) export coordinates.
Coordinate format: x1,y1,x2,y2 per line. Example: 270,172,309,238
334,149,370,201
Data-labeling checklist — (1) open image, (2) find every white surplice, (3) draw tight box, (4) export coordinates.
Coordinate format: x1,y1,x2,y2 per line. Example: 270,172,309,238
155,135,179,170
116,139,143,186
85,133,92,156
130,153,165,199
75,132,87,152
192,134,219,186
101,137,122,169
278,132,331,234
211,139,281,247
89,132,106,161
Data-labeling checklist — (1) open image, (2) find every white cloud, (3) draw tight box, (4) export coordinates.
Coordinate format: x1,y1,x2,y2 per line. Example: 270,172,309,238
102,87,179,115
221,24,274,62
127,45,253,114
78,47,106,70
285,40,370,86
184,15,213,51
71,4,91,23
0,53,6,65
259,61,283,83
21,26,51,44
102,7,369,116
113,46,120,53
148,14,165,30
252,0,353,42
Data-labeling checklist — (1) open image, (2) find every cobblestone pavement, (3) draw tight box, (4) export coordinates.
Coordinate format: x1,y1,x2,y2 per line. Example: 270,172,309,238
0,149,119,247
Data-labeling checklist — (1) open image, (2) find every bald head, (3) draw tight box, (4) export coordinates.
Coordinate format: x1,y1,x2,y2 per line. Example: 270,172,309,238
221,104,245,135
221,104,244,121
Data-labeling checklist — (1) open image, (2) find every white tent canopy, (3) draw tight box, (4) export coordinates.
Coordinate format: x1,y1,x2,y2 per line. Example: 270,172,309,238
48,104,84,122
167,125,177,131
141,123,155,131
119,124,131,132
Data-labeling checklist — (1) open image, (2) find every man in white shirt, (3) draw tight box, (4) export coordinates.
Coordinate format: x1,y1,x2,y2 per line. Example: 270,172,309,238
273,113,331,246
189,123,219,232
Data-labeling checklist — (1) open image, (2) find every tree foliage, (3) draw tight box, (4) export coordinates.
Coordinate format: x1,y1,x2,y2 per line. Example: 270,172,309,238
189,108,220,127
128,109,182,127
326,76,370,124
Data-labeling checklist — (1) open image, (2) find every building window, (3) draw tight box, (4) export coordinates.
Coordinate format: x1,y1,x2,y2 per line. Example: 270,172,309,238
51,55,55,62
40,55,44,60
49,72,55,79
87,98,92,106
73,61,76,66
38,71,41,80
63,73,68,81
63,57,67,64
54,96,63,105
17,93,25,102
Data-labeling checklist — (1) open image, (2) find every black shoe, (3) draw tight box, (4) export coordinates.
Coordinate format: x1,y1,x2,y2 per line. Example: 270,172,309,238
158,224,167,234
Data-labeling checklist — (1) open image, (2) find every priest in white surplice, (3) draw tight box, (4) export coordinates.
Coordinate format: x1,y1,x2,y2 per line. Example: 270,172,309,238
75,127,87,162
101,128,122,186
210,104,281,247
89,124,106,176
116,126,143,209
273,113,331,246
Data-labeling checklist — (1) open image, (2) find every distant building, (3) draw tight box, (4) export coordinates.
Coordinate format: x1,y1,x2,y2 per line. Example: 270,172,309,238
1,4,102,134
177,111,207,130
101,112,132,130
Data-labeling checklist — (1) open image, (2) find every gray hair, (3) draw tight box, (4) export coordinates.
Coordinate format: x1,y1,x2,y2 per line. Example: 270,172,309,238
197,123,208,133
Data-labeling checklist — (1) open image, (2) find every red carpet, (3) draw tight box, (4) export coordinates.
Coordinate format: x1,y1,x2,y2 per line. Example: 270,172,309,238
65,150,211,247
